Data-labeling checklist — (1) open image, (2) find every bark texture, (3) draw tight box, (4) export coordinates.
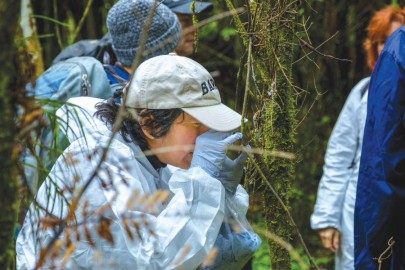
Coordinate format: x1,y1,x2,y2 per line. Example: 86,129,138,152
230,0,299,268
258,1,297,268
0,1,22,269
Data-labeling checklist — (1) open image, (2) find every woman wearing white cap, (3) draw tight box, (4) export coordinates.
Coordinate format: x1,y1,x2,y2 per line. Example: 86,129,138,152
16,54,261,269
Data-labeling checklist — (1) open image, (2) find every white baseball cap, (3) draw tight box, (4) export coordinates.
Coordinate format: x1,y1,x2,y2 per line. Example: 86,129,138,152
125,54,242,132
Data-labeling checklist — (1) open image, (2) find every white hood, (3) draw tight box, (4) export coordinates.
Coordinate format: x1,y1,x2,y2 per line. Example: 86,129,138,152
56,97,109,143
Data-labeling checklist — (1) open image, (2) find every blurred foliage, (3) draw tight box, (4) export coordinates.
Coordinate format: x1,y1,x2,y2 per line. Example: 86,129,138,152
31,0,115,65
253,227,272,270
292,1,393,266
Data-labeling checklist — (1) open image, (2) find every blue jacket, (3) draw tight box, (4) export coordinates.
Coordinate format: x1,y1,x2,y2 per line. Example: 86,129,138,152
354,26,405,269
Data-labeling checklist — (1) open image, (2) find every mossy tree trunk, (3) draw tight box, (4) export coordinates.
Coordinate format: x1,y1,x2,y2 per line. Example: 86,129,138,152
260,1,297,269
240,0,298,269
0,1,22,269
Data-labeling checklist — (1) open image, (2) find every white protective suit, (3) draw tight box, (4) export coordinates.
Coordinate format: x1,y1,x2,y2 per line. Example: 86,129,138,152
16,97,257,270
310,77,370,270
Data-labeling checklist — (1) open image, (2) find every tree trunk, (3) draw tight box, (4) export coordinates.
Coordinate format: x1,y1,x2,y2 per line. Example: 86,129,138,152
260,1,297,269
0,1,22,269
21,0,44,77
237,0,298,268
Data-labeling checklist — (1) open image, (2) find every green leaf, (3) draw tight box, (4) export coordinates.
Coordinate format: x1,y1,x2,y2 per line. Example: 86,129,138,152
33,15,70,27
220,27,237,41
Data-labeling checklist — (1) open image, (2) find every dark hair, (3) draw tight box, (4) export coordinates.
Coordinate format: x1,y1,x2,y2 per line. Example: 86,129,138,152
94,97,183,151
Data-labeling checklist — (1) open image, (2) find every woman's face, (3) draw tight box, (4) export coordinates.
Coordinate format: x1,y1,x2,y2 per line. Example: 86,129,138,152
377,21,403,56
148,113,209,169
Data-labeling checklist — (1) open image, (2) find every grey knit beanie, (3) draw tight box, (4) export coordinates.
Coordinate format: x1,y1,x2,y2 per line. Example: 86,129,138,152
107,0,182,66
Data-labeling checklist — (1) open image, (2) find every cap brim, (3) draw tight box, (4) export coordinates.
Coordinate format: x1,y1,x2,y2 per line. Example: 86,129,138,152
182,103,242,132
170,2,213,14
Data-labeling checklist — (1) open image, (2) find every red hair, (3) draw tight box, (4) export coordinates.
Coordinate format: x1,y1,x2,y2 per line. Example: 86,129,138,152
364,6,405,70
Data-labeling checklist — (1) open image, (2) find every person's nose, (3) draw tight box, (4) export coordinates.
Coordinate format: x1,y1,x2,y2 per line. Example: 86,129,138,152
184,24,196,35
197,125,210,136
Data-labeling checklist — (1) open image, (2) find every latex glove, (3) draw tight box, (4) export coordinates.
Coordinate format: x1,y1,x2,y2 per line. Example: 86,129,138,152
219,144,249,193
203,223,261,270
190,130,248,194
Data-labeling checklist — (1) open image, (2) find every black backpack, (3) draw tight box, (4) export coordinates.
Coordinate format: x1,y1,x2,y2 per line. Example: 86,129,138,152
51,33,128,90
52,33,117,65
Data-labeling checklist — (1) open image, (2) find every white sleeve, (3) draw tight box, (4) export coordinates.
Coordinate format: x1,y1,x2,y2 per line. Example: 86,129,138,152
88,152,226,270
17,139,226,270
310,78,369,231
136,167,226,269
225,185,255,233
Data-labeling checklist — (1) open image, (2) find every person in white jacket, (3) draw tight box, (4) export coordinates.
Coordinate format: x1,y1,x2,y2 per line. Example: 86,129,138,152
16,54,261,269
310,6,405,270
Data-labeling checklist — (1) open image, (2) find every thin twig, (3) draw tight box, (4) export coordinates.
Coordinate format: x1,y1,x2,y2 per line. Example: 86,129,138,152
294,77,327,130
71,0,95,43
53,0,63,50
293,31,351,64
271,47,296,93
241,37,252,137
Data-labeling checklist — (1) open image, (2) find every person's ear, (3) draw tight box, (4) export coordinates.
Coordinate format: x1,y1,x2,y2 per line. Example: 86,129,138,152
140,116,155,140
141,126,155,140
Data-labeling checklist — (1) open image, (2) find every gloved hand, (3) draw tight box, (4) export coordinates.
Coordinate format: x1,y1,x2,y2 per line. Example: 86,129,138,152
190,130,249,194
203,222,261,270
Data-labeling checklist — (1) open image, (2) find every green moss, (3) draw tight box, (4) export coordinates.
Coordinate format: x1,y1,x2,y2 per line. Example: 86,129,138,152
243,1,298,269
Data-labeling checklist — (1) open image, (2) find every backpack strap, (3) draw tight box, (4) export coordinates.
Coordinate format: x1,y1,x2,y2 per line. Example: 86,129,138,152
75,61,91,96
103,64,130,86
361,80,370,98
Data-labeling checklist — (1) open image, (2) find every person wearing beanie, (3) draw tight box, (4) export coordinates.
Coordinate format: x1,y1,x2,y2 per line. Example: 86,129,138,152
163,0,213,56
103,0,182,87
107,0,181,68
